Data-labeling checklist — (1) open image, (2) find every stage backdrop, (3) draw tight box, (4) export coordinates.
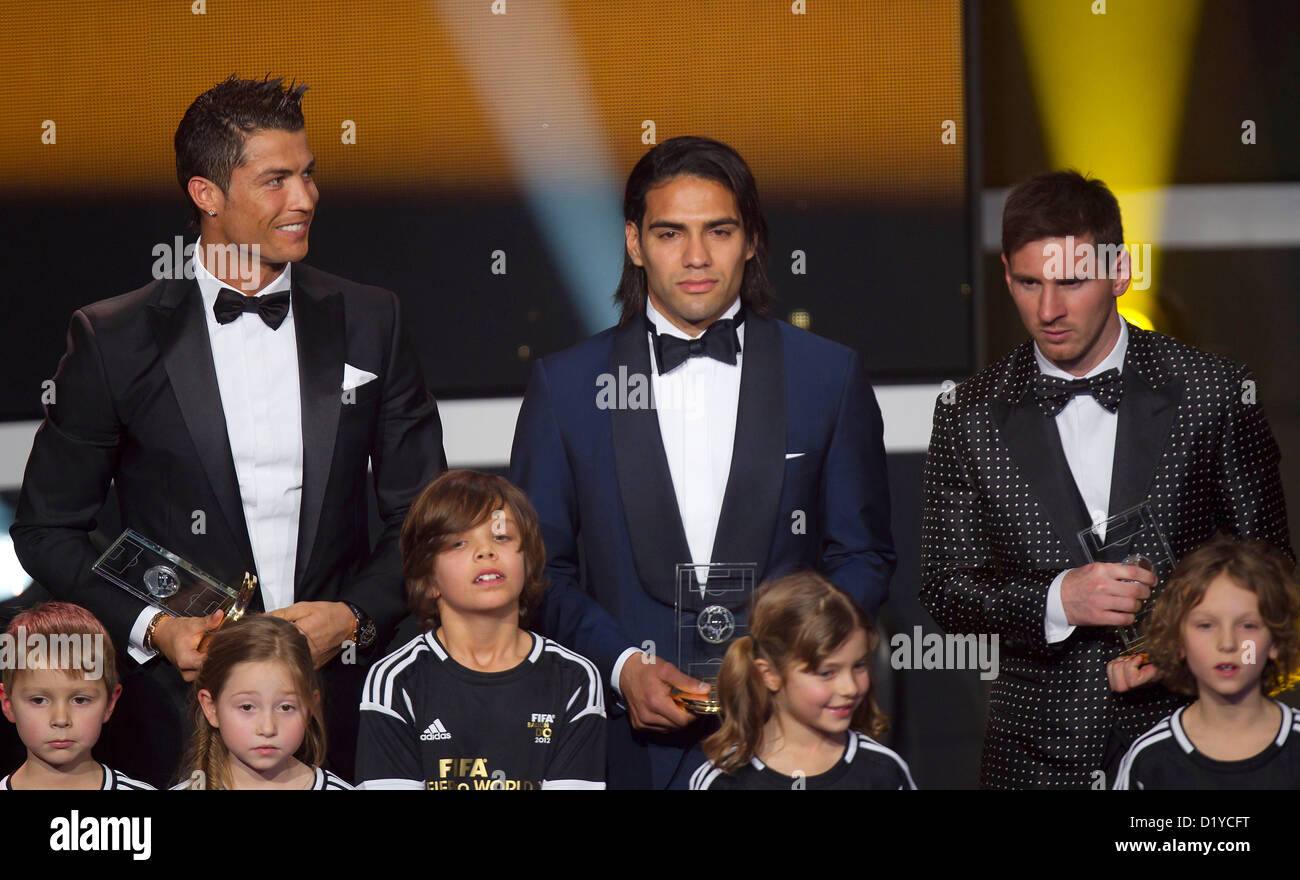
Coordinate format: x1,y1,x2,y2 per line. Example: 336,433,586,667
0,0,970,413
0,0,976,787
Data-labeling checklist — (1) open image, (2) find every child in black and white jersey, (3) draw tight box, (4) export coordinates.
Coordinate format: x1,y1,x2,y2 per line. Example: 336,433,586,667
690,572,914,790
174,615,350,790
1112,535,1300,789
356,470,605,790
0,602,152,790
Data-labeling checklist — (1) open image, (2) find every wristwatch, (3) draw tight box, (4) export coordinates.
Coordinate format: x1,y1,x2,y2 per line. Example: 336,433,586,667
343,601,377,651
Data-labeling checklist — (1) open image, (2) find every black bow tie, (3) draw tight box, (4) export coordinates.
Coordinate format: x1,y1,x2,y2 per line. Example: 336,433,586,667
212,288,291,330
647,310,744,375
1033,368,1123,417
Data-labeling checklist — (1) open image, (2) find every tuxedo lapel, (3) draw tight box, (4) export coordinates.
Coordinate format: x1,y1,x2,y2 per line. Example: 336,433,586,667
992,346,1092,566
148,279,255,568
709,313,785,574
609,320,693,606
291,270,345,590
1108,326,1182,516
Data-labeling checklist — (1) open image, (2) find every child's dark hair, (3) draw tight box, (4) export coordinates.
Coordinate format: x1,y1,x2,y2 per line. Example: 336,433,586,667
400,469,548,630
1144,534,1300,696
178,615,326,790
2,602,118,695
702,572,885,772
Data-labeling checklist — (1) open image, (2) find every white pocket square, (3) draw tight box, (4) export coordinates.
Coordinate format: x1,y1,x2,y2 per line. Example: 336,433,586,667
342,363,379,391
785,452,805,460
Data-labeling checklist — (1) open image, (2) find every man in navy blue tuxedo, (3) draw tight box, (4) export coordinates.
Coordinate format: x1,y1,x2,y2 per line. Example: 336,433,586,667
509,137,895,789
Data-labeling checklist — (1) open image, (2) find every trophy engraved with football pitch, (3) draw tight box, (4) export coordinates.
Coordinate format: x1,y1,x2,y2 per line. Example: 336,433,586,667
671,562,756,715
1077,502,1175,655
93,529,257,646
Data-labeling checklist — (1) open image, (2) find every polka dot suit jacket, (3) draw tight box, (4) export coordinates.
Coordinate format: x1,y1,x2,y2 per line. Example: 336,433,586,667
920,323,1292,789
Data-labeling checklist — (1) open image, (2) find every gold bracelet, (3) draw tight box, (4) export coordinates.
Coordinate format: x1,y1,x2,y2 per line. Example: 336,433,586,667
144,611,166,653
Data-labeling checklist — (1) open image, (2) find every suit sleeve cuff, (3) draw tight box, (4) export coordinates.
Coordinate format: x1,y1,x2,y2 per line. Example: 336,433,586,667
1044,570,1076,644
610,646,642,699
127,606,160,665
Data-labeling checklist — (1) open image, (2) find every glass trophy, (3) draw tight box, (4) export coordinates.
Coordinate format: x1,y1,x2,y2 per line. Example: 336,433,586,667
92,529,257,646
671,562,757,715
1076,502,1175,655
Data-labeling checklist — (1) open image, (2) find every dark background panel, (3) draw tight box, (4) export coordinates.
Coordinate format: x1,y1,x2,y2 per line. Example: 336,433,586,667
0,196,972,420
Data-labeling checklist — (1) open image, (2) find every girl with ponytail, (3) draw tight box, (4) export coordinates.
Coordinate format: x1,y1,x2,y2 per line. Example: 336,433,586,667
690,572,915,790
174,615,350,790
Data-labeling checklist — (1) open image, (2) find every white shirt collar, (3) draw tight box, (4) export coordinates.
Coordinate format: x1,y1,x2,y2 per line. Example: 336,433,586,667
1033,314,1128,380
192,237,292,308
645,296,742,340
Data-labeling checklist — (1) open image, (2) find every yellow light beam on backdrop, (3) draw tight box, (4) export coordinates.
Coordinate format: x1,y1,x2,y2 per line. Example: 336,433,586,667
1014,0,1203,331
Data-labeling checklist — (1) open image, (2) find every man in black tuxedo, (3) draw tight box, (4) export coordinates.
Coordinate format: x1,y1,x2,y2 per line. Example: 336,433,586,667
10,76,445,785
510,137,895,788
921,170,1292,788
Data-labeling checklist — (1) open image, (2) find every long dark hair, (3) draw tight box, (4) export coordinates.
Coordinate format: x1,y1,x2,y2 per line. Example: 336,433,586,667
614,136,774,325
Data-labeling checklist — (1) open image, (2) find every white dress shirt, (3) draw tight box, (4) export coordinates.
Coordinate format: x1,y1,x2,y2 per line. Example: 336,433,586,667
611,298,745,693
129,242,303,661
1040,319,1129,643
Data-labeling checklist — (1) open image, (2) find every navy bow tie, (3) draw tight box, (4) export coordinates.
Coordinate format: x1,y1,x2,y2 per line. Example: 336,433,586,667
647,310,744,375
1033,368,1123,417
213,288,291,330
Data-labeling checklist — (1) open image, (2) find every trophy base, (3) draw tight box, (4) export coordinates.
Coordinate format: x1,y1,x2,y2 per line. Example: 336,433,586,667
671,686,721,716
1119,640,1148,657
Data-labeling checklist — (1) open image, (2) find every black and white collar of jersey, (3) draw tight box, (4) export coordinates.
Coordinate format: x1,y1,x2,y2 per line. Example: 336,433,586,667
748,731,868,771
1,763,139,790
1170,701,1294,759
311,766,353,790
747,733,859,785
421,630,546,684
423,630,545,663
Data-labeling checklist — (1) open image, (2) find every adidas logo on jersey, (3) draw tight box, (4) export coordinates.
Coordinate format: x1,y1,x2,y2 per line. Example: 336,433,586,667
420,719,452,741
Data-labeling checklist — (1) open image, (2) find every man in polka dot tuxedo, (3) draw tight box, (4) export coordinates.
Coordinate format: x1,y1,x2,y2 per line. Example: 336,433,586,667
920,170,1293,789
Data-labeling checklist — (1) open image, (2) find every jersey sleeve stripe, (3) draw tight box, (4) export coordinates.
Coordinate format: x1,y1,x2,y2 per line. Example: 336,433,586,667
689,761,715,789
1124,720,1174,759
854,733,918,790
544,641,606,718
113,776,155,790
359,700,407,722
362,637,428,709
570,704,605,722
692,766,725,790
1276,701,1295,746
1114,728,1173,790
527,631,546,663
319,769,355,790
103,766,156,790
541,779,605,790
356,778,424,790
